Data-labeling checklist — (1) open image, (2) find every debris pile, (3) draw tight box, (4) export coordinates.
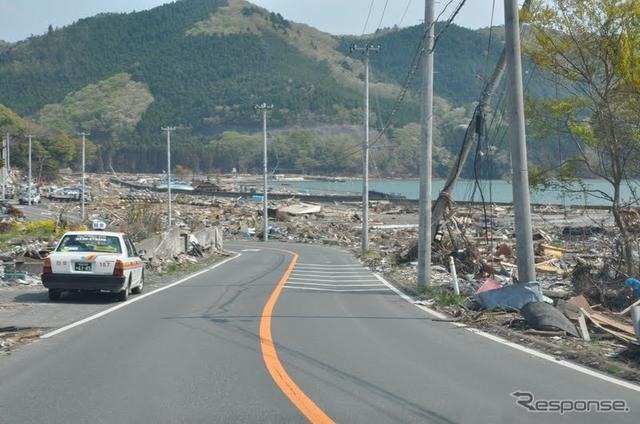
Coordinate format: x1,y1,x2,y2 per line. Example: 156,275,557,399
383,204,640,348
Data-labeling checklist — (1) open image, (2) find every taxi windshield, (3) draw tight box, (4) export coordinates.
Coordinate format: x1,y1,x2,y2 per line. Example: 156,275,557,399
57,234,122,253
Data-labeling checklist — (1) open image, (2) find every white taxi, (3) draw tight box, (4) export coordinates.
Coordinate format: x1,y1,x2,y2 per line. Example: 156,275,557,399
42,231,145,302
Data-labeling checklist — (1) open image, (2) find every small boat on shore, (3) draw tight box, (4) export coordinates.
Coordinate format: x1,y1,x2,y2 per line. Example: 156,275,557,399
156,180,194,191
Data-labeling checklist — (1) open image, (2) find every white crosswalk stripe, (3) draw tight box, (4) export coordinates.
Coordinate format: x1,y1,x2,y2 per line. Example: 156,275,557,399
290,275,380,281
294,269,364,275
284,286,391,293
296,263,362,268
285,262,391,293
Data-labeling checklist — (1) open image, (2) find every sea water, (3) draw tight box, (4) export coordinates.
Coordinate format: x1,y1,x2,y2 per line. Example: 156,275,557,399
272,178,639,207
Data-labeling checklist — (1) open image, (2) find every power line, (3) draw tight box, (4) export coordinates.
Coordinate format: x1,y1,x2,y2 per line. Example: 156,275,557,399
361,0,376,36
481,0,498,89
398,0,413,28
343,0,468,159
375,0,390,32
372,0,464,151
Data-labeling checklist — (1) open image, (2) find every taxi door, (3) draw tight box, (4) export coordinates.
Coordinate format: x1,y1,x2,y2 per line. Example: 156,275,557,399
123,236,142,286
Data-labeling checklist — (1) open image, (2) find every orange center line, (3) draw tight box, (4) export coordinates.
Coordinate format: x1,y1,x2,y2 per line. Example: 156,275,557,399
259,249,335,424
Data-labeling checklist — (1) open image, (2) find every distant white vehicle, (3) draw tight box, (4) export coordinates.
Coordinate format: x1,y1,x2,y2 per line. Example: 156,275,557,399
4,185,15,199
40,185,59,199
49,187,91,202
18,192,41,205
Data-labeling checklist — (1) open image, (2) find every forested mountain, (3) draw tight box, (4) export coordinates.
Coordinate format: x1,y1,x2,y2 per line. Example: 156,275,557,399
0,0,552,177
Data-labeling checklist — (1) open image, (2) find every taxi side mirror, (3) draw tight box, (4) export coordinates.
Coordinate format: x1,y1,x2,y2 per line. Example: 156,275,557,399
138,249,147,259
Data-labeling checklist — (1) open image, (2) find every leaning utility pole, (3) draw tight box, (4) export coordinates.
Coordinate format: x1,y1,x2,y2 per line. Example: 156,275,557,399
77,132,90,222
162,127,176,229
28,135,33,206
504,0,535,283
417,0,435,290
430,0,533,236
255,103,273,242
350,43,380,254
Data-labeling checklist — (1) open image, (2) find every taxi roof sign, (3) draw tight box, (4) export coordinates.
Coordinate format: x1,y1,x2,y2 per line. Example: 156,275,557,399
92,219,107,231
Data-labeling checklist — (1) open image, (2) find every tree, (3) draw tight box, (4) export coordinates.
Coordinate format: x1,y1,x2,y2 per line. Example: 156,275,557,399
0,103,27,137
211,131,261,172
525,0,640,273
49,134,76,166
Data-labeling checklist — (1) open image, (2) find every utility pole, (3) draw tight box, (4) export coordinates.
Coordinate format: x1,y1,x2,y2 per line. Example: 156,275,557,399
162,127,176,229
350,43,380,254
1,135,5,200
417,0,435,290
77,132,90,222
6,132,9,172
255,103,273,242
504,0,535,283
28,135,32,206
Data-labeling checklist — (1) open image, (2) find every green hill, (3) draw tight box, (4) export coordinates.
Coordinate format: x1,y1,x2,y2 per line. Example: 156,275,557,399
0,0,403,139
343,24,505,105
0,0,550,176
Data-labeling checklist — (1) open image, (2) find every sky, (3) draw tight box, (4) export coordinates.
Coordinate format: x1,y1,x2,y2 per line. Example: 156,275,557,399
0,0,508,43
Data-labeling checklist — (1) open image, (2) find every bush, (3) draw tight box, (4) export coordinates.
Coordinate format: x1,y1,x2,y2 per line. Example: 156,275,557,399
23,220,57,236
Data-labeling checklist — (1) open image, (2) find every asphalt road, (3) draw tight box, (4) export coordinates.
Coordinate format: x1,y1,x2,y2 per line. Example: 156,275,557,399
0,241,638,423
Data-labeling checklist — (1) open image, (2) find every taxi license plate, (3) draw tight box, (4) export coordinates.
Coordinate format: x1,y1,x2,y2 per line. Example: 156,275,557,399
75,262,92,272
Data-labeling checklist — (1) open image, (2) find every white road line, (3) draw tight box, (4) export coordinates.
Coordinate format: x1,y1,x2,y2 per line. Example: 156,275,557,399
289,277,382,283
292,270,367,275
285,286,391,293
41,254,242,339
291,273,375,279
285,282,386,287
295,268,364,272
373,273,640,393
297,264,362,268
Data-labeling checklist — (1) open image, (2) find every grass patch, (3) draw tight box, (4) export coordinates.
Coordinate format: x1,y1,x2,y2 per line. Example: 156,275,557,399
322,239,340,246
423,286,465,307
361,249,383,260
167,254,225,275
0,220,63,250
166,263,180,274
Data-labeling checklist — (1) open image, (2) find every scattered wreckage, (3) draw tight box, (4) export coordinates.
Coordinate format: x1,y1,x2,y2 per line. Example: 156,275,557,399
1,172,639,372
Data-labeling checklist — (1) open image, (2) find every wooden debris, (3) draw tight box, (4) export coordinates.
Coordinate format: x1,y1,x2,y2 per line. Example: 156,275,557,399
579,307,637,344
568,294,594,314
523,329,566,337
541,243,569,258
577,313,591,342
535,262,561,274
590,311,636,335
568,295,638,344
